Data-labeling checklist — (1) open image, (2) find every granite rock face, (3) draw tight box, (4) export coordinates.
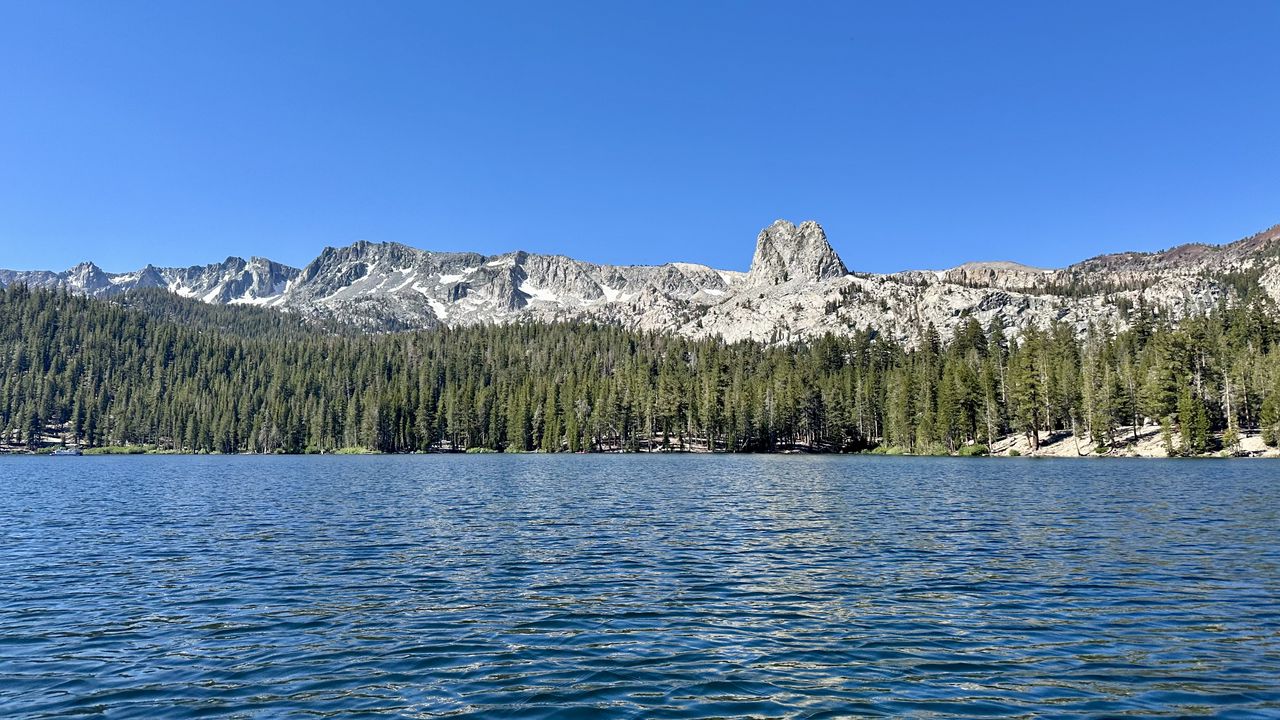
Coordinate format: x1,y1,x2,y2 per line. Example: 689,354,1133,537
3,220,1278,345
748,220,848,285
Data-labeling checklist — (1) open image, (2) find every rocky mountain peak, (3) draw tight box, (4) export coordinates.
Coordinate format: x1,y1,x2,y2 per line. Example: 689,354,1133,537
748,220,848,285
67,262,111,291
68,261,103,274
5,219,1278,347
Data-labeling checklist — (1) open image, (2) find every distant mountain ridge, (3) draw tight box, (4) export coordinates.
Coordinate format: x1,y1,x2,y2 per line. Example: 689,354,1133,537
3,219,1279,343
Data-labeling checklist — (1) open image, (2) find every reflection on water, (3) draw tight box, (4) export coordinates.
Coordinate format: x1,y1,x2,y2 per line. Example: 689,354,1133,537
1,455,1278,718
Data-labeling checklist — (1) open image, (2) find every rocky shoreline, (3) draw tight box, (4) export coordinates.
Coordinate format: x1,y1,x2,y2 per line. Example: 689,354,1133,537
6,429,1278,459
988,425,1279,458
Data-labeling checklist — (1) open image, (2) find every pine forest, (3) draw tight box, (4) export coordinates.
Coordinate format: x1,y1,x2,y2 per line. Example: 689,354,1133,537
3,285,1280,456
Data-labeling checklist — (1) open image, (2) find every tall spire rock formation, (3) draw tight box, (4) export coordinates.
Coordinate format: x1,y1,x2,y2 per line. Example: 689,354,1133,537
4,219,1280,346
747,220,849,285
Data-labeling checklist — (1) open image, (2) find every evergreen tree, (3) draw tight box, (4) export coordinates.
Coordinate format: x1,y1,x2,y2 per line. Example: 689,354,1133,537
1,284,1278,456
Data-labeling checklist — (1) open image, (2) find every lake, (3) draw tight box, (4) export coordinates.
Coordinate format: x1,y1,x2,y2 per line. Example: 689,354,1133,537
1,455,1277,718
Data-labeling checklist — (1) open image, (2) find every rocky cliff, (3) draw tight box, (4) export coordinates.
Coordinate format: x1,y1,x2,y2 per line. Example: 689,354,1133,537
748,220,848,285
3,220,1277,345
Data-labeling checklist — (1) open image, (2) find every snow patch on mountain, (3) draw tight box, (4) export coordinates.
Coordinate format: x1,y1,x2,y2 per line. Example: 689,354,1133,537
3,220,1278,345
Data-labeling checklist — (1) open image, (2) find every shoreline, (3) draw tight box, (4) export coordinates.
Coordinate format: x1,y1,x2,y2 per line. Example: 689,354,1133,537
4,427,1278,459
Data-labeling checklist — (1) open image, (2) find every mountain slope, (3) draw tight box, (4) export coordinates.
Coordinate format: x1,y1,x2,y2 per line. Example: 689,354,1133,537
3,220,1278,344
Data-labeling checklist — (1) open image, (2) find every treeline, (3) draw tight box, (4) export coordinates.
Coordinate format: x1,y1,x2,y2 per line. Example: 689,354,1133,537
113,287,356,340
2,284,1280,454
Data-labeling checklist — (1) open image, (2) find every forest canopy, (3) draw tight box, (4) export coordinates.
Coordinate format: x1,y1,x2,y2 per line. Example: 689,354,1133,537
2,285,1279,455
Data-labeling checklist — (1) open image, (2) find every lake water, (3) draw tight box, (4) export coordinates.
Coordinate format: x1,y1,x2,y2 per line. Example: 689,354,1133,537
1,456,1278,718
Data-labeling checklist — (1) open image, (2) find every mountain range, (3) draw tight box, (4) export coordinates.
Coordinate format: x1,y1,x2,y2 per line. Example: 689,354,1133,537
4,220,1278,343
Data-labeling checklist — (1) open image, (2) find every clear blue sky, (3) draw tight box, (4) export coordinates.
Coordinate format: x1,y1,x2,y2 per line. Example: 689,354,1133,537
2,1,1277,273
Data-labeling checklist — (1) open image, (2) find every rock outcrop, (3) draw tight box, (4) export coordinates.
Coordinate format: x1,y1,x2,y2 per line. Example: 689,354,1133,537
748,220,848,285
3,220,1278,345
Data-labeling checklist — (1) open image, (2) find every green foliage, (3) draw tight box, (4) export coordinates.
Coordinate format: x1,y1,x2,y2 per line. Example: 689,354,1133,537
1222,423,1239,451
1177,386,1211,455
82,445,149,455
1263,391,1280,446
114,288,354,340
1160,416,1175,455
2,285,1279,456
957,443,988,456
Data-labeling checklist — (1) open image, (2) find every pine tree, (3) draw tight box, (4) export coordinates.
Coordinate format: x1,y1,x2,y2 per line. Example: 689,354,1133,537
2,284,1279,457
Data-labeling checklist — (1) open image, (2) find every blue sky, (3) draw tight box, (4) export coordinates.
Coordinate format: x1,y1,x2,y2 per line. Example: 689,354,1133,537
1,1,1277,273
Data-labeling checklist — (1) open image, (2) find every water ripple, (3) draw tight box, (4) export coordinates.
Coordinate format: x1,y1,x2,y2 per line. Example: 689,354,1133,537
1,455,1278,718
